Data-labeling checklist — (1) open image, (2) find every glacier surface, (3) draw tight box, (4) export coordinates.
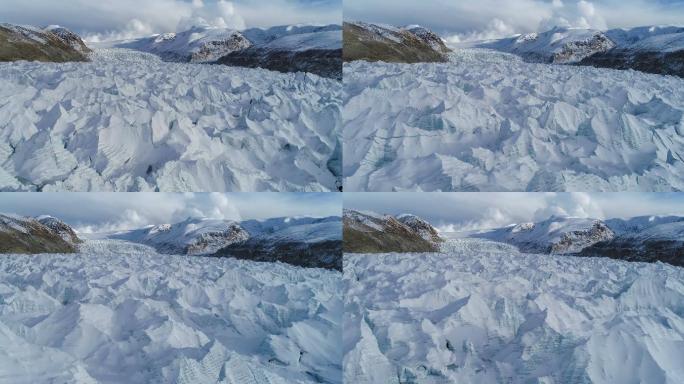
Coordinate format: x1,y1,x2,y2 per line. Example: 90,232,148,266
344,238,684,383
0,240,342,383
0,49,341,192
343,49,684,191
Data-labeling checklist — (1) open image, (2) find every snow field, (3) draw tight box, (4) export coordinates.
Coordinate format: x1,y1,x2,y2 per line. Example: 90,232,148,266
0,240,342,383
344,238,684,383
343,49,684,191
0,49,341,192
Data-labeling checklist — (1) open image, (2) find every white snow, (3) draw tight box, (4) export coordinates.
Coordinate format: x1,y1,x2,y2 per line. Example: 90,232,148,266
260,31,342,52
466,25,684,62
344,237,684,383
96,27,252,63
0,48,341,192
476,216,613,254
343,49,684,191
111,218,249,255
469,27,616,63
0,239,342,383
241,24,341,46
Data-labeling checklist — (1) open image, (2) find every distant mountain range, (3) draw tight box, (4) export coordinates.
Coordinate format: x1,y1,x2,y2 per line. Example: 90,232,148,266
343,209,443,253
475,215,684,266
342,208,684,267
0,22,342,78
0,23,90,62
343,21,451,63
112,216,343,270
109,24,342,79
473,25,684,77
0,213,342,270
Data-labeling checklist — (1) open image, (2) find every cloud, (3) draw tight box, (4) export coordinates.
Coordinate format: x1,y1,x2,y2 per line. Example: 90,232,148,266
0,0,341,42
345,0,684,42
0,193,341,233
176,0,246,32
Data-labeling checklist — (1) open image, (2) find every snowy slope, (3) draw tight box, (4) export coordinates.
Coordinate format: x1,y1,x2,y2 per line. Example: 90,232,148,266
241,24,342,50
99,24,342,77
217,216,343,271
475,216,614,254
106,26,251,63
343,49,684,191
471,25,684,61
474,27,616,64
580,216,684,266
240,216,341,244
110,216,343,270
0,48,341,192
110,218,249,255
397,214,443,243
470,25,684,76
344,238,684,384
605,26,684,52
0,239,342,383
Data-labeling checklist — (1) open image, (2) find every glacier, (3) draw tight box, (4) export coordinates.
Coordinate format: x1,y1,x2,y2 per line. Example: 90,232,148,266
0,49,341,192
344,237,684,383
0,239,342,383
343,49,684,191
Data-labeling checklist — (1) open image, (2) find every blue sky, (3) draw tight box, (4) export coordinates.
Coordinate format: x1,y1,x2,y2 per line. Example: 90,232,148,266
0,193,341,232
345,0,684,41
345,193,684,231
0,0,341,41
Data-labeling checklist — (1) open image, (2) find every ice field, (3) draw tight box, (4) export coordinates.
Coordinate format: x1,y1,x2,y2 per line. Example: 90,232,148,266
343,49,684,191
0,49,341,192
0,240,342,383
344,238,684,383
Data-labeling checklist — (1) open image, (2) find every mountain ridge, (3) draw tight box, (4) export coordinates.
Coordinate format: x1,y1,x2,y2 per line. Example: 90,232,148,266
0,23,91,62
0,213,81,253
343,21,451,63
104,24,342,78
343,209,443,253
470,25,684,77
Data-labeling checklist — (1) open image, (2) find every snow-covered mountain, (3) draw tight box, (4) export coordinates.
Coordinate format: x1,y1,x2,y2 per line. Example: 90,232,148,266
580,216,684,266
110,218,249,255
113,26,251,63
476,216,615,254
0,23,90,62
105,24,342,78
0,213,80,253
473,25,684,77
36,215,81,245
216,216,343,271
343,21,450,63
397,213,443,243
475,27,616,64
111,216,342,270
474,215,684,266
343,209,442,253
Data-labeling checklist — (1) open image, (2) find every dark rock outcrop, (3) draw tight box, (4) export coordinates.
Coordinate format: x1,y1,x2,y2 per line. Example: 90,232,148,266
219,47,342,79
